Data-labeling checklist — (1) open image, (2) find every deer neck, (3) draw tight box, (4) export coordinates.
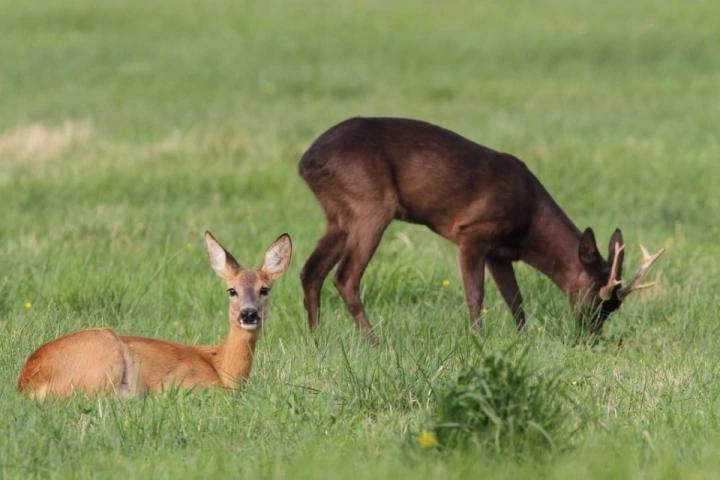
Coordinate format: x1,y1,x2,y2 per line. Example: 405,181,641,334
522,193,588,298
212,326,259,387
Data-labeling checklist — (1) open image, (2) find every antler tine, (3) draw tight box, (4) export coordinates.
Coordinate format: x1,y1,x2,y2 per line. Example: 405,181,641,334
617,244,666,300
598,243,624,300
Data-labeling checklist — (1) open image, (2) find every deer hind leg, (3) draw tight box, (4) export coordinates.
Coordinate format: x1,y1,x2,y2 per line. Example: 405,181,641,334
458,241,491,329
300,222,348,330
333,212,392,336
487,258,526,331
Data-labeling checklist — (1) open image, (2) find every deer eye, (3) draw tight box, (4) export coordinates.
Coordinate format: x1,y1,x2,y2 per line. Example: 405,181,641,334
228,288,237,297
259,287,270,296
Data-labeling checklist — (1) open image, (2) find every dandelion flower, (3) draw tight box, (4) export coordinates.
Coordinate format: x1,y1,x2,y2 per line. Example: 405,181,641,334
482,308,488,315
417,430,436,448
173,321,179,327
24,302,32,309
571,381,577,386
537,326,543,332
442,280,450,287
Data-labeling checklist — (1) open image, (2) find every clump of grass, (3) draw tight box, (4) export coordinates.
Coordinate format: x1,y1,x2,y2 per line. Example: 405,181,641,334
418,346,569,456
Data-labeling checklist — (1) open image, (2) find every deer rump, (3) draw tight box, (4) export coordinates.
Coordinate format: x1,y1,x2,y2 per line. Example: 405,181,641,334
18,328,138,398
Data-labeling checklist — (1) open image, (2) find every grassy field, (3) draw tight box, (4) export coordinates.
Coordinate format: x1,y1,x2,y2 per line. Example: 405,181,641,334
1,0,720,477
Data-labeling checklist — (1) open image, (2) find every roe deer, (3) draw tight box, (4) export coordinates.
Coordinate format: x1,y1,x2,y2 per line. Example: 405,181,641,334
298,117,664,336
17,232,292,399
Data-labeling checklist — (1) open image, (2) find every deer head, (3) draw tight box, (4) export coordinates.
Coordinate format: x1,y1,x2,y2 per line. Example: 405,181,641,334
576,227,665,333
206,232,292,332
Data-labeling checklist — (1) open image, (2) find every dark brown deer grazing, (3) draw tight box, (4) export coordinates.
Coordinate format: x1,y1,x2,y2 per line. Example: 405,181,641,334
298,117,664,336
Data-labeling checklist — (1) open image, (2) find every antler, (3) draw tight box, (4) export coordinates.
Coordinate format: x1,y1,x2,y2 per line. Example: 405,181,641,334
616,244,665,300
598,243,624,300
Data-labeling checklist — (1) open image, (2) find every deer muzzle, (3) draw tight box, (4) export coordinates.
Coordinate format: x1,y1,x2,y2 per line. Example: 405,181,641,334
239,308,261,330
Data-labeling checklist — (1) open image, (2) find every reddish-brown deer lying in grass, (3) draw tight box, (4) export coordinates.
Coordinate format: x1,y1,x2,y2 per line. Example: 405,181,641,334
17,232,292,399
298,117,664,336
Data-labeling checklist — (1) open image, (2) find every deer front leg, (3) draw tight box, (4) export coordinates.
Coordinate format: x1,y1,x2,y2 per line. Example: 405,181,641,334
487,258,525,331
458,242,489,329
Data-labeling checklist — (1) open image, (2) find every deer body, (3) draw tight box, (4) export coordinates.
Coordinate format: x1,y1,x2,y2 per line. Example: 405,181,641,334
18,232,292,399
299,117,663,335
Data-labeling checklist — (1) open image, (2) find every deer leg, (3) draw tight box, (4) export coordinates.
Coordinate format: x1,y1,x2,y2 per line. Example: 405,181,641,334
333,216,390,335
487,258,525,331
300,223,347,330
457,242,489,329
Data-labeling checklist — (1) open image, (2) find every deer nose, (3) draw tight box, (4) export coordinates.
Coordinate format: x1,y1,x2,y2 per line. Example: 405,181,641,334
239,308,259,323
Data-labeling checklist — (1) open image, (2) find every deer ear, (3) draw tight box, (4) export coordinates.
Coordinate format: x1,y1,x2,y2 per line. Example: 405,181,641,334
205,231,242,278
261,233,292,280
607,228,625,279
578,227,602,267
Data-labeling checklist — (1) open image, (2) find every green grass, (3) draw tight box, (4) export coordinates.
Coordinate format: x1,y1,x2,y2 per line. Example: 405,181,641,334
1,0,719,477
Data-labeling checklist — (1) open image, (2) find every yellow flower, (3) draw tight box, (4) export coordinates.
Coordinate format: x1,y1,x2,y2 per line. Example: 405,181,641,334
173,321,179,327
571,381,577,386
263,83,277,95
24,302,32,309
481,308,488,315
417,430,436,448
442,280,450,287
537,326,543,332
